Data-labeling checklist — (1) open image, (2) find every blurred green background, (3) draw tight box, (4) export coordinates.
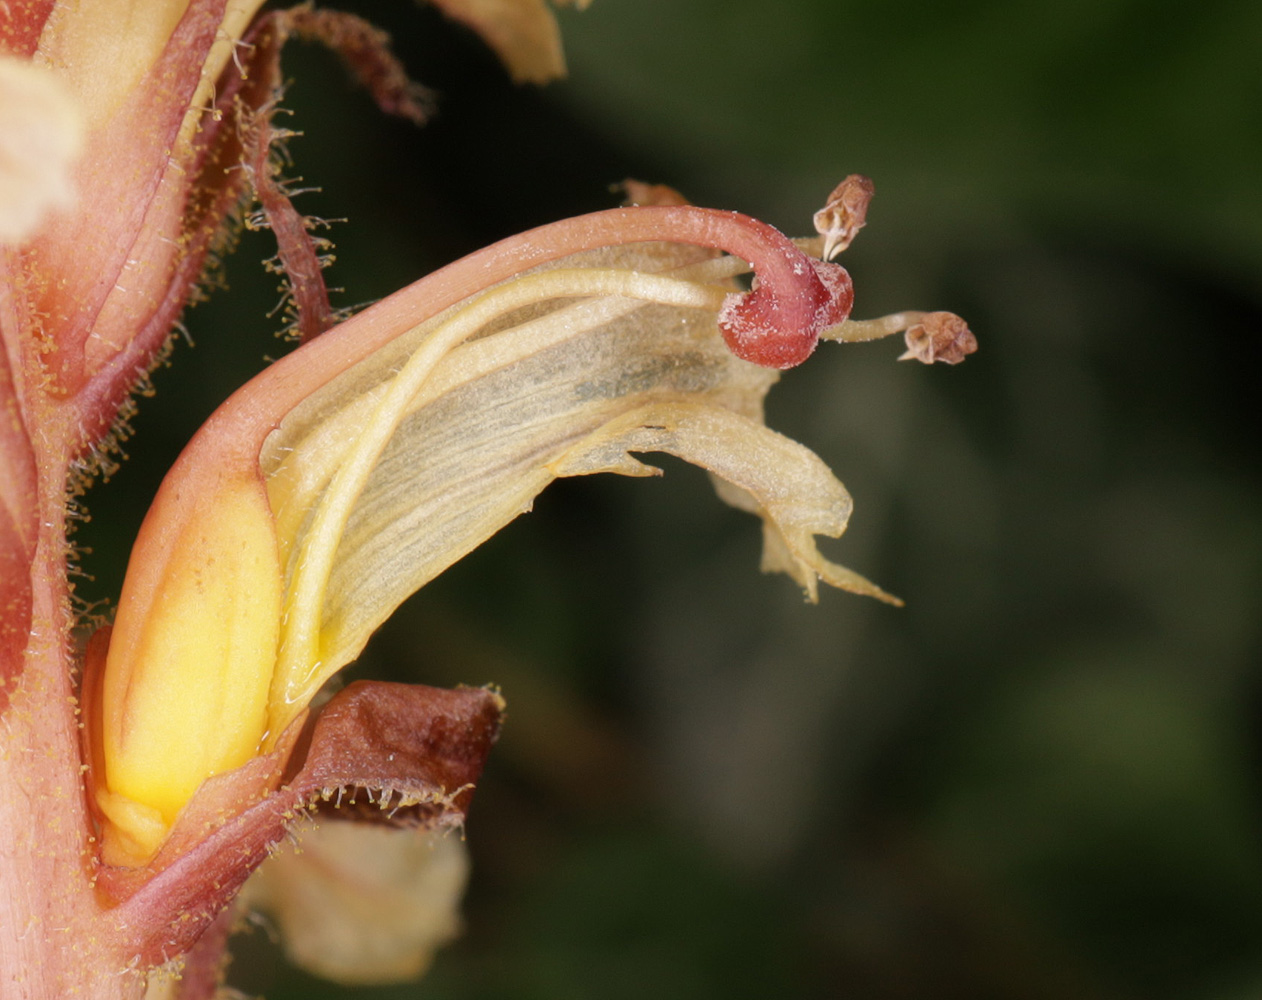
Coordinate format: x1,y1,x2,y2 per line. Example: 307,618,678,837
77,1,1262,997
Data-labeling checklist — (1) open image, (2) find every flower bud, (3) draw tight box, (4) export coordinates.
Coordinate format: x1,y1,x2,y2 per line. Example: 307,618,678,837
97,474,282,864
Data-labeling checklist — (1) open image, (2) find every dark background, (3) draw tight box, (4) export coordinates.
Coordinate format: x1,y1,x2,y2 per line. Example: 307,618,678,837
78,1,1262,997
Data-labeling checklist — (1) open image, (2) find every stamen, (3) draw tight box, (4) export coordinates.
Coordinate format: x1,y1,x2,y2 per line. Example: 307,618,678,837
820,309,978,365
821,312,924,344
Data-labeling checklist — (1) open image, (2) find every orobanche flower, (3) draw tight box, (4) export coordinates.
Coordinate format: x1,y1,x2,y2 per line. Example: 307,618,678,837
88,172,972,870
0,0,974,994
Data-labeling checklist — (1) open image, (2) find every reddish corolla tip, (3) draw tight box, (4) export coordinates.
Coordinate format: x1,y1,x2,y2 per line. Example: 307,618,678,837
718,257,855,369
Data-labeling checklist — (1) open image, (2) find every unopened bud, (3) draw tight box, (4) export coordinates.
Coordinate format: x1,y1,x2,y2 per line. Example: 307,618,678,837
899,312,977,365
813,174,875,260
96,474,283,864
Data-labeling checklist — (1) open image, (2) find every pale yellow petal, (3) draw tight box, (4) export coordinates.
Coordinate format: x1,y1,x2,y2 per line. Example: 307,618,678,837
549,401,899,605
429,0,571,83
33,0,264,139
261,247,751,724
34,0,189,130
259,242,887,738
242,823,469,985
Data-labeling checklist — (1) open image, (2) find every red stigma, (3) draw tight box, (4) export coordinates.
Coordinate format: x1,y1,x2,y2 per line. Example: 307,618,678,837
718,258,854,369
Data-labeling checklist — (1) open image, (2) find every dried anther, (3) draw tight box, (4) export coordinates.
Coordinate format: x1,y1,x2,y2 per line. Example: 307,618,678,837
899,311,978,365
813,173,876,260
